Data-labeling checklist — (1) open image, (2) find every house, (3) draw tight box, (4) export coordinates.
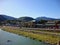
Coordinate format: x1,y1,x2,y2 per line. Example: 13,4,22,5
36,20,60,29
19,20,60,29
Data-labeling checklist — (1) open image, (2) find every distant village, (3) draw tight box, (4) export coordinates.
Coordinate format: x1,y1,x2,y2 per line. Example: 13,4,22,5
19,20,60,29
0,15,60,29
0,18,60,29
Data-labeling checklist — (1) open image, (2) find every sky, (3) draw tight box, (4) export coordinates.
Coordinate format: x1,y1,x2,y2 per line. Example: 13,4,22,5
0,0,60,18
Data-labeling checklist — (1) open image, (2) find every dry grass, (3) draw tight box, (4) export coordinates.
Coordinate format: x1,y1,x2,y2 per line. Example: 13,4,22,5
1,26,60,45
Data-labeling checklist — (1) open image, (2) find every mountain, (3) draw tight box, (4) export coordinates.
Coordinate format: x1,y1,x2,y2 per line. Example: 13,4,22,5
35,17,60,21
0,15,17,21
0,15,60,22
18,16,34,22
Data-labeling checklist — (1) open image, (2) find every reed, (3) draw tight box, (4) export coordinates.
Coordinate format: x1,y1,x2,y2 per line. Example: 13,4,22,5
1,27,60,45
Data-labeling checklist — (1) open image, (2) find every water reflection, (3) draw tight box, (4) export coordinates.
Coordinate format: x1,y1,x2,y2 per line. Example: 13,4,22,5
0,30,51,45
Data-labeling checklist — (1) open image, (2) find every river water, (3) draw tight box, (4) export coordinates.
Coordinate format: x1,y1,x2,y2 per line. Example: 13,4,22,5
0,29,51,45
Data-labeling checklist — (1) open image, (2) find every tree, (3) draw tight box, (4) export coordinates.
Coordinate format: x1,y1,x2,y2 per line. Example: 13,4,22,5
0,22,2,25
56,21,60,24
38,20,47,24
37,20,47,28
54,21,60,29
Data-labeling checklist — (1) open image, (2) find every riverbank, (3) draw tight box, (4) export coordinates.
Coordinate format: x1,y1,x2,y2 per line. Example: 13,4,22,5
1,26,60,45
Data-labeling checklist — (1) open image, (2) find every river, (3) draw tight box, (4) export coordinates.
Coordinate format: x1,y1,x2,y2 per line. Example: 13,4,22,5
0,29,51,45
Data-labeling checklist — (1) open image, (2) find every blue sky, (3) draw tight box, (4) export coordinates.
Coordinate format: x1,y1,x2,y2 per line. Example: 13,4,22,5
0,0,60,18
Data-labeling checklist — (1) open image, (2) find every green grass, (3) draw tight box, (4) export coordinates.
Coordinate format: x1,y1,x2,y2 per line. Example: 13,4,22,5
1,27,60,45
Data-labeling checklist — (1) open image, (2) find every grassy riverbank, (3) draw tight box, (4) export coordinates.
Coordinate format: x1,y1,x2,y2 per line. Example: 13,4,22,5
1,26,60,45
